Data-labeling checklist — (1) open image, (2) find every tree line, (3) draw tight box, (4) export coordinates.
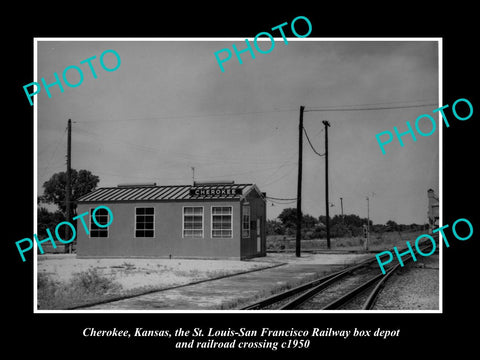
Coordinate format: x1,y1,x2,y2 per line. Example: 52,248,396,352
38,169,99,240
267,207,427,239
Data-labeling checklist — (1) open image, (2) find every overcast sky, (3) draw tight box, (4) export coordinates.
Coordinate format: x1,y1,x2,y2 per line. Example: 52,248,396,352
36,39,439,225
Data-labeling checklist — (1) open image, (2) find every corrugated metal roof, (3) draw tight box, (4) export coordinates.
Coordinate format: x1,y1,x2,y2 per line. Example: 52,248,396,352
76,184,256,202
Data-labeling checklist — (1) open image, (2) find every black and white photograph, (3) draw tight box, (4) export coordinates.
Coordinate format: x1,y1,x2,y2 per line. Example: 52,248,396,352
7,7,478,356
33,38,441,313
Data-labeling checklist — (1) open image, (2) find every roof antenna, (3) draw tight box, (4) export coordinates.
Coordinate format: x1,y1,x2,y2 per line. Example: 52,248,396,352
191,167,195,186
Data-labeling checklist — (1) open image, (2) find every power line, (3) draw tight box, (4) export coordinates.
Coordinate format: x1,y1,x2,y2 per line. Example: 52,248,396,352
256,152,298,186
307,98,435,108
39,126,67,179
266,196,297,201
267,196,297,205
74,121,301,188
76,108,297,123
303,126,325,157
75,124,296,166
268,200,297,206
73,100,436,123
194,163,297,181
74,124,300,186
259,164,296,188
305,102,436,112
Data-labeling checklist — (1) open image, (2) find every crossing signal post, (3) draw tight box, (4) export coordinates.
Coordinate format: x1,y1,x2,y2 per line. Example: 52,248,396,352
363,224,369,251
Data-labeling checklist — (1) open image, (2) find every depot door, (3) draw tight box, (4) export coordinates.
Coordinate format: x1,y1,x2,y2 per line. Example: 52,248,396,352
256,218,261,252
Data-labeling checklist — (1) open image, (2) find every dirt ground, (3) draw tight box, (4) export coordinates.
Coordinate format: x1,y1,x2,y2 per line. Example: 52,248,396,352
37,251,438,311
37,252,370,294
37,254,276,292
72,253,371,310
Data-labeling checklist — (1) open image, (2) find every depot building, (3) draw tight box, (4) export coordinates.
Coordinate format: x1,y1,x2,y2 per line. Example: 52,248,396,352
75,181,266,260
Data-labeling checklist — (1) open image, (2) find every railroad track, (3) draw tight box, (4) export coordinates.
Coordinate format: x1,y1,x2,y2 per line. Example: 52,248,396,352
241,244,433,310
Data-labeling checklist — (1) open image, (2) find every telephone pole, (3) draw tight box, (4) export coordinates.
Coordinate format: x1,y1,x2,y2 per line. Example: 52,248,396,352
65,119,72,253
296,106,305,257
323,120,331,249
340,197,344,216
365,196,370,251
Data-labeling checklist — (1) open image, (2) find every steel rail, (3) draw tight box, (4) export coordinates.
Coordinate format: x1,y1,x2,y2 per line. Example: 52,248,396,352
362,263,400,309
360,242,435,310
320,272,387,310
241,270,342,310
278,268,365,310
321,243,433,310
241,256,378,310
242,242,436,311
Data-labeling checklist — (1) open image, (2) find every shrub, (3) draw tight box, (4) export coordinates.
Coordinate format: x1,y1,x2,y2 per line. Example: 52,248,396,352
71,268,121,295
37,268,122,309
37,273,59,309
311,227,326,239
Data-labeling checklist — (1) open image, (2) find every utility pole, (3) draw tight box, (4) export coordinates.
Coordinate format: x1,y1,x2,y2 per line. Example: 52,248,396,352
323,120,331,249
340,197,344,216
191,167,195,186
296,106,305,257
65,119,72,254
365,196,370,251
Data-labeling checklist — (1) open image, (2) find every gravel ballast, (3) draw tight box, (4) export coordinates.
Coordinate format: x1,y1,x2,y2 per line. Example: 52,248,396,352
373,253,440,310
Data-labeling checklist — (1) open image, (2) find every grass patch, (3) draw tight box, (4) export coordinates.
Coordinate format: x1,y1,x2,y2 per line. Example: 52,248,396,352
38,268,122,310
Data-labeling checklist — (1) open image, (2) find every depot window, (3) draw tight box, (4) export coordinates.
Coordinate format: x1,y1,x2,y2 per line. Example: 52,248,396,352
90,207,110,238
183,206,204,238
135,207,155,238
212,206,233,238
